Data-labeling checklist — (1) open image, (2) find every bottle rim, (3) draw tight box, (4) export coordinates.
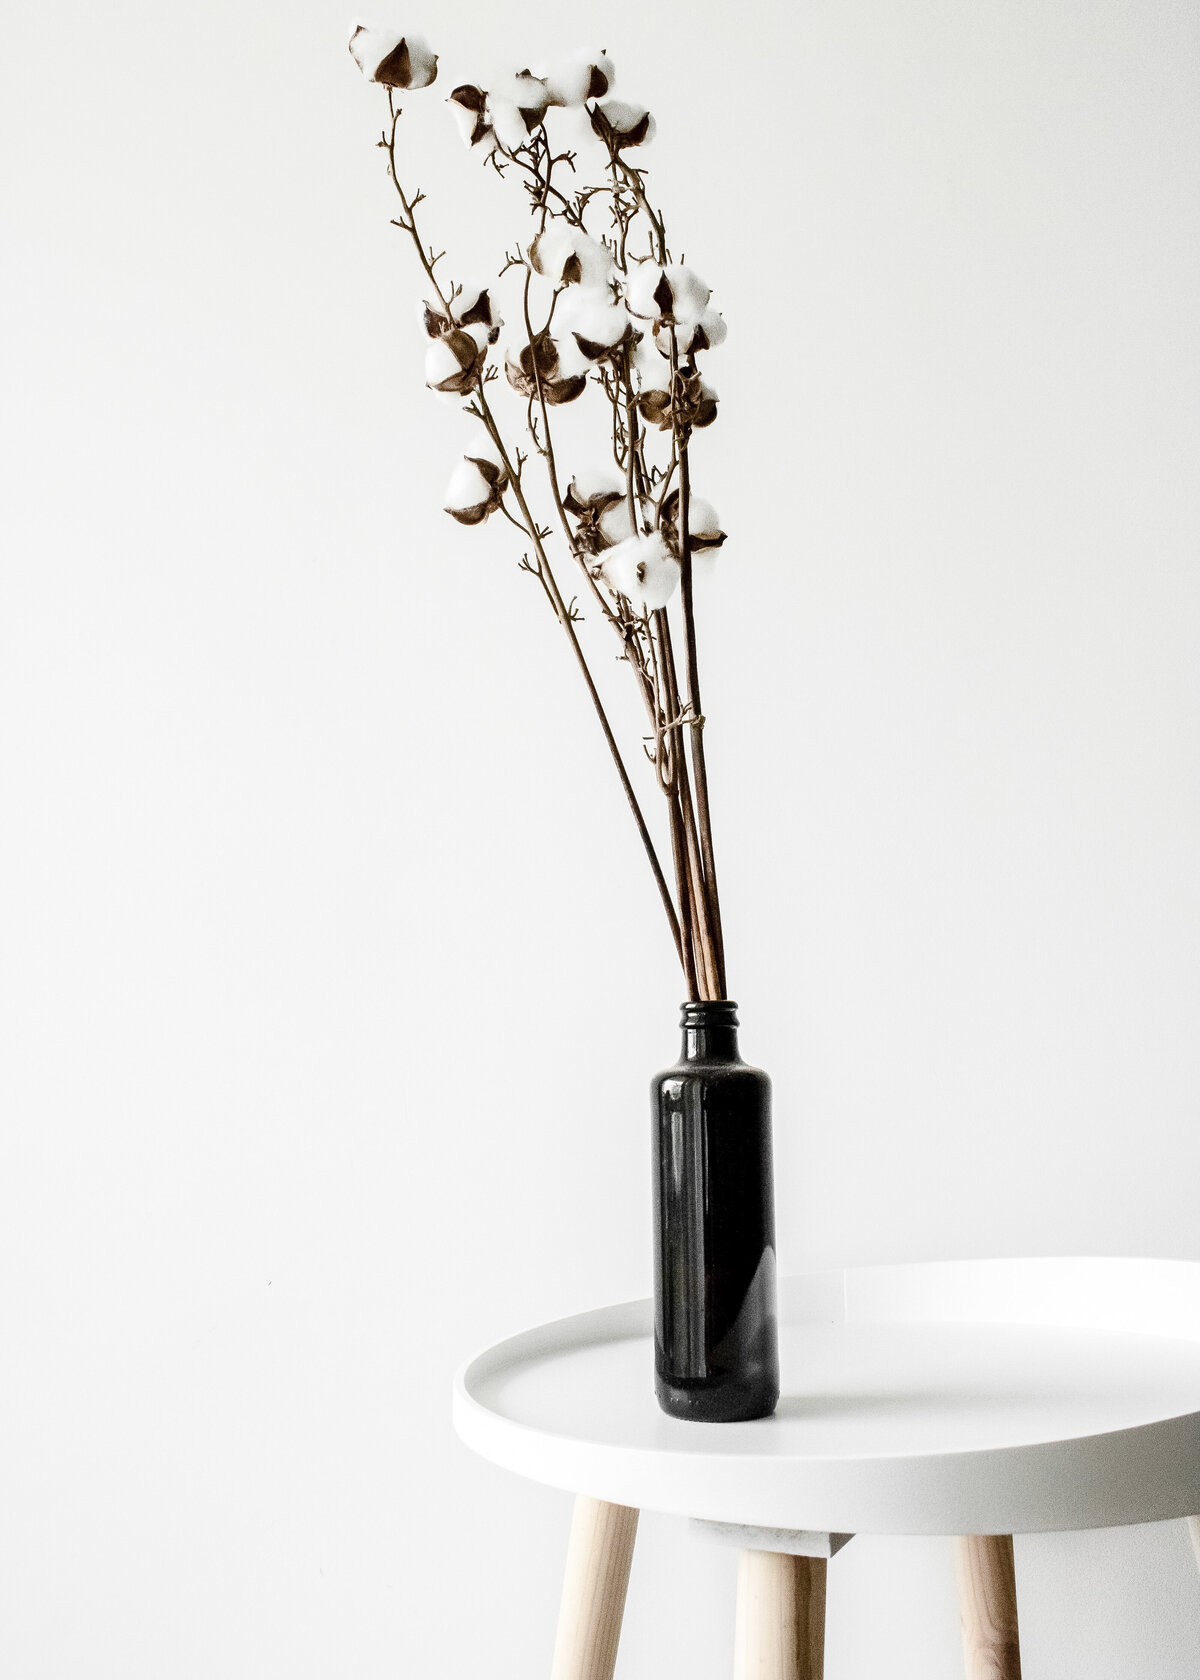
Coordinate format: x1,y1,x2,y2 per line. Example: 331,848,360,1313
679,999,739,1028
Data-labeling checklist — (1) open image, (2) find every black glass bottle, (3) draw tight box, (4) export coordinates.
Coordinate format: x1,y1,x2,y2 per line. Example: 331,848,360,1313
652,1000,780,1421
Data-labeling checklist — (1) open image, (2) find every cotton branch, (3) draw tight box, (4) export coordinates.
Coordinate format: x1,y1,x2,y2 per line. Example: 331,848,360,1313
358,48,735,996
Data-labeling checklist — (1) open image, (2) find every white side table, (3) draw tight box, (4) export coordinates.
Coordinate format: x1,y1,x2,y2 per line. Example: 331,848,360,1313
453,1258,1200,1679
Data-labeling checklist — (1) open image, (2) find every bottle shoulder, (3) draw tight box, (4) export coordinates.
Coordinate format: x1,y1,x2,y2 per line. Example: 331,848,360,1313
652,1058,770,1089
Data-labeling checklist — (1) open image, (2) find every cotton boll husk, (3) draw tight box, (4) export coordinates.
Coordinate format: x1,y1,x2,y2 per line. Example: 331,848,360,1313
461,321,496,354
454,282,494,324
602,532,680,609
444,457,494,513
418,297,451,337
544,50,615,105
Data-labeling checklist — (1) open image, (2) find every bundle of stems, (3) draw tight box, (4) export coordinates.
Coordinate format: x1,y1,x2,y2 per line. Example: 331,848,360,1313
353,29,733,1000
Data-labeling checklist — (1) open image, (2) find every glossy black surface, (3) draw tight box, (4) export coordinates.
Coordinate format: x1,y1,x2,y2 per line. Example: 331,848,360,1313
652,1001,780,1421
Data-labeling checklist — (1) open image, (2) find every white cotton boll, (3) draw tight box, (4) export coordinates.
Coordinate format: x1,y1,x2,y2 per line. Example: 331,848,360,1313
448,99,475,144
593,99,655,145
663,265,711,324
401,33,437,87
348,24,437,87
348,24,396,78
625,262,713,327
491,70,550,112
530,225,613,289
554,334,593,379
602,532,680,609
572,468,624,504
489,72,525,103
444,458,493,513
544,102,595,151
602,534,645,596
423,329,483,395
697,307,727,349
633,332,666,381
454,282,488,320
592,51,616,90
597,498,636,547
558,294,629,354
598,98,646,129
449,97,494,151
529,222,572,279
654,309,725,356
424,336,464,386
571,234,615,290
544,59,592,106
687,496,723,542
623,261,666,320
487,97,532,155
544,50,615,105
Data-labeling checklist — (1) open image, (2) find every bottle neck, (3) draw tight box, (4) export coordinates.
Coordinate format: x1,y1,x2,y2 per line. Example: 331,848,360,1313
679,1000,741,1061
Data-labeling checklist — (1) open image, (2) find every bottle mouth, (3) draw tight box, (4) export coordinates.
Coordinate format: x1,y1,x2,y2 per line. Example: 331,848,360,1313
680,1000,739,1028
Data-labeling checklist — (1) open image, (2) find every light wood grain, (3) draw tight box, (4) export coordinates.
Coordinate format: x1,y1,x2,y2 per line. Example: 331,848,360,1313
955,1535,1022,1680
1188,1515,1200,1572
733,1549,827,1680
549,1496,639,1680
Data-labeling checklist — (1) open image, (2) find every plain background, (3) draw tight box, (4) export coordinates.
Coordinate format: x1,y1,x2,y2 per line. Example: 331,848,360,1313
3,0,1200,1673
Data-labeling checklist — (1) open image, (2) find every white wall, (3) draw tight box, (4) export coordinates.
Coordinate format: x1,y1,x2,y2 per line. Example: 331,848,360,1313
3,0,1199,1674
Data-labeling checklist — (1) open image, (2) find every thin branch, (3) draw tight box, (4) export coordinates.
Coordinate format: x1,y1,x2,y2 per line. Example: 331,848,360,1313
671,333,727,998
476,386,684,967
385,102,684,971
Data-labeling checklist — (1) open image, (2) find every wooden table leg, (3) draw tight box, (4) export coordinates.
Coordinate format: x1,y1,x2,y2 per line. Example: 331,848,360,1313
549,1496,639,1680
1188,1516,1200,1572
955,1535,1022,1680
733,1549,827,1680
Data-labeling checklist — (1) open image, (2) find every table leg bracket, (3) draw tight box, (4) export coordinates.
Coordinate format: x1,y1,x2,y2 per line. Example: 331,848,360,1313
690,1519,854,1559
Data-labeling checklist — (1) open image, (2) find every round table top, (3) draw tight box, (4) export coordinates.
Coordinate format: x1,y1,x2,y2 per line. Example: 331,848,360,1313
452,1258,1200,1536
